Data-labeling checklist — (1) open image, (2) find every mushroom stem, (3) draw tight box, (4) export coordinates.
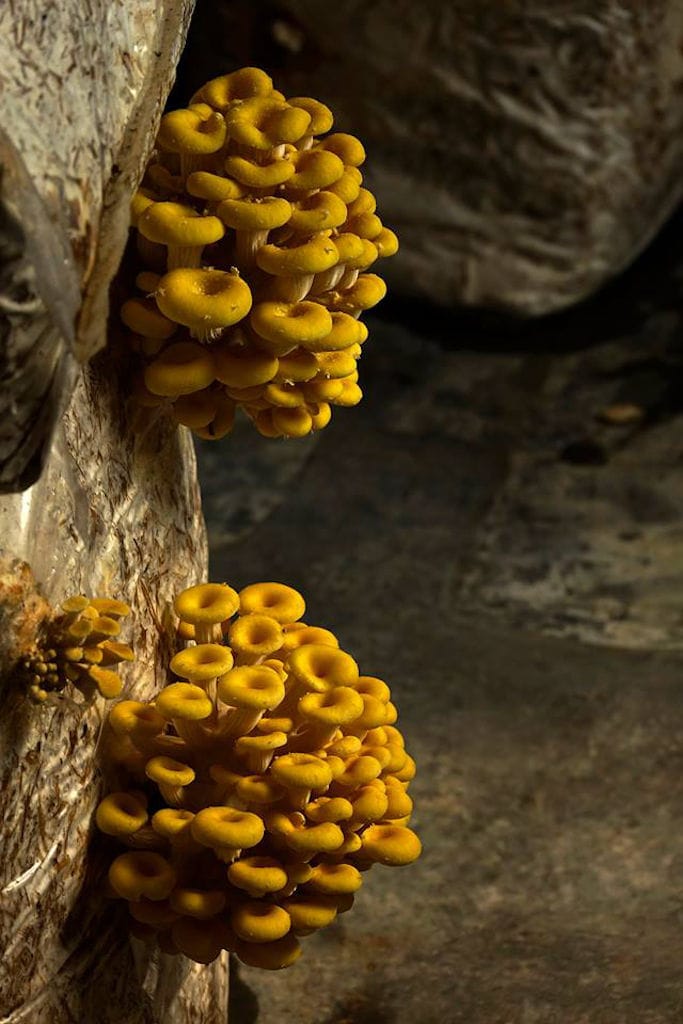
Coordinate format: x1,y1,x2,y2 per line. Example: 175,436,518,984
235,229,270,267
167,243,207,270
123,825,166,850
158,782,189,807
337,268,360,291
218,706,265,738
311,266,346,294
266,274,315,304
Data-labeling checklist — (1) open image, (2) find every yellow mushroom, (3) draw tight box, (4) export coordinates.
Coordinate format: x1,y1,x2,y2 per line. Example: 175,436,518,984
138,202,225,269
224,97,311,151
348,783,389,827
191,806,265,862
296,686,365,749
304,796,353,824
155,268,253,342
213,344,279,390
232,900,291,943
235,933,301,970
284,149,345,193
186,170,245,203
238,582,305,623
192,67,275,110
306,862,363,895
256,236,339,303
144,342,216,398
108,700,166,745
157,107,227,178
169,887,227,919
227,613,284,665
270,406,313,439
120,297,177,340
224,154,295,189
216,664,285,736
171,916,231,964
287,191,347,235
326,165,363,204
145,755,196,806
287,96,334,141
174,582,240,643
269,752,333,810
217,196,292,265
281,893,338,935
170,643,235,684
359,824,422,866
317,132,366,167
250,300,333,352
151,808,197,850
272,348,319,384
228,855,289,898
95,791,148,838
284,644,359,711
109,851,176,901
155,681,214,723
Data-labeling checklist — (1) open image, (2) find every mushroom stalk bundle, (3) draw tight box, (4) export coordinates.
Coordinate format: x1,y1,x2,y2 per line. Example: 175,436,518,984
96,580,421,970
121,67,398,440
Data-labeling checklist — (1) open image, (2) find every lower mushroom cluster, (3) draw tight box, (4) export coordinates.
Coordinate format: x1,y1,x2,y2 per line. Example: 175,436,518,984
97,582,420,969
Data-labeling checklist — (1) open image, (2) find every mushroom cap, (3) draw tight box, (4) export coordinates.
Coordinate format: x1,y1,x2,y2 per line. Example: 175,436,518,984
237,775,286,807
84,665,123,699
383,777,414,819
273,348,319,383
120,297,177,340
284,820,344,855
307,862,363,895
224,97,311,149
305,310,364,353
304,796,353,824
186,171,245,202
255,236,338,277
326,735,362,759
191,806,265,850
90,598,130,618
171,916,231,964
394,752,417,782
138,202,225,247
172,390,221,430
346,188,377,217
217,664,285,711
282,893,338,934
131,186,158,226
155,268,253,332
287,96,334,135
326,166,363,204
270,406,313,439
250,301,333,348
337,273,387,311
360,824,422,866
330,232,366,264
157,108,227,155
232,900,291,943
224,154,295,188
174,582,240,625
145,755,196,788
313,348,357,380
288,191,348,234
228,855,289,896
144,342,216,398
270,752,333,792
151,808,195,841
299,686,364,728
155,681,214,721
285,149,345,192
349,783,389,823
334,754,383,788
264,382,307,410
109,700,166,740
345,211,383,241
213,345,279,389
170,643,235,682
235,933,302,970
238,582,305,623
193,67,275,110
351,675,392,703
256,715,294,735
169,887,227,919
286,644,359,692
96,791,148,837
332,379,363,408
109,851,176,901
217,196,292,232
128,899,179,928
227,613,284,659
318,132,366,167
278,624,339,655
374,226,399,258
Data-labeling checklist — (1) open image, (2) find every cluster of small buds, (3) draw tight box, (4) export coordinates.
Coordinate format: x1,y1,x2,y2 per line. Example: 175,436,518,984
122,66,398,440
97,582,420,970
22,595,133,704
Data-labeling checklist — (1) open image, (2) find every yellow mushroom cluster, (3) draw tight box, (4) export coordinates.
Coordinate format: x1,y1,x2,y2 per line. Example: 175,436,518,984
98,581,420,970
21,595,133,703
123,66,398,440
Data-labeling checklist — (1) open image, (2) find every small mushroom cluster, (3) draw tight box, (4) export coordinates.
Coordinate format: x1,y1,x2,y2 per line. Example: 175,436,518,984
123,66,398,440
21,595,133,704
98,581,420,970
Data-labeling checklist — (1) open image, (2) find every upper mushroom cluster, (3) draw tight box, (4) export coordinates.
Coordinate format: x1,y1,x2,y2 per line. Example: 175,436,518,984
123,66,398,440
21,594,133,703
98,581,420,969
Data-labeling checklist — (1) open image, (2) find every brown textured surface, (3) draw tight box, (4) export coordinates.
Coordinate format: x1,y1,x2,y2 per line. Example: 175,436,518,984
0,346,228,1023
0,0,195,490
177,0,683,315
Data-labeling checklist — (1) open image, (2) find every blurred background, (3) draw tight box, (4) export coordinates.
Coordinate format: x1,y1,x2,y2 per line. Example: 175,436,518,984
177,4,683,1021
